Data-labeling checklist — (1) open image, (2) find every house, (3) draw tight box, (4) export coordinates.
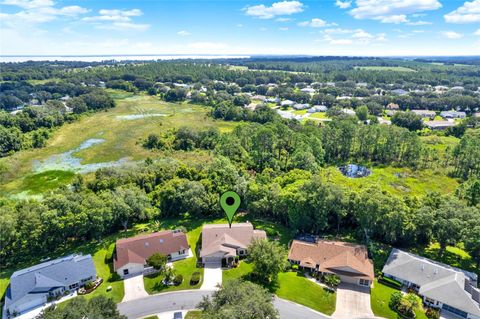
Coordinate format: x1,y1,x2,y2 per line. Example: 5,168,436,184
391,89,408,96
474,113,480,118
4,255,96,317
386,103,400,110
440,111,466,119
425,120,457,130
293,103,310,110
280,100,295,107
412,110,436,120
288,240,374,287
356,82,368,88
114,230,189,277
300,87,315,94
450,86,465,91
307,105,328,113
200,223,266,265
342,108,356,116
382,249,480,319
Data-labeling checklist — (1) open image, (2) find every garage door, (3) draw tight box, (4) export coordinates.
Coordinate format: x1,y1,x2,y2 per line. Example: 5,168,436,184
203,256,222,264
338,275,359,285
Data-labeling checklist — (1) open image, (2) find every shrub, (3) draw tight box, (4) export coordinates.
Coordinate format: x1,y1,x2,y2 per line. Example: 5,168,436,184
190,272,201,285
389,291,403,310
425,308,440,319
291,264,299,271
84,281,95,290
104,243,115,263
109,272,121,282
323,274,341,287
379,276,403,290
173,274,183,286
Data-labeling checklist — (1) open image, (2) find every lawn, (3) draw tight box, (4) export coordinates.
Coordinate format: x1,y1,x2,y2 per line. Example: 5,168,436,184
308,112,329,119
223,261,253,282
371,279,428,319
185,311,202,319
321,165,458,196
276,272,336,315
0,92,238,197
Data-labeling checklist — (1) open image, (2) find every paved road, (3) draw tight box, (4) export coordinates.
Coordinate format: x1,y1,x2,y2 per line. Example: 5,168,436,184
118,290,331,319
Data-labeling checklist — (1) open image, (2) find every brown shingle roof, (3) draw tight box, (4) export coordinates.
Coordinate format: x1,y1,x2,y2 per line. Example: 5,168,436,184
200,223,267,258
114,230,189,270
288,240,374,280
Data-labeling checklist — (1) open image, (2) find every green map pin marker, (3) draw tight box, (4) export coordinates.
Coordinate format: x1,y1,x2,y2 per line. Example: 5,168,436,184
220,191,241,228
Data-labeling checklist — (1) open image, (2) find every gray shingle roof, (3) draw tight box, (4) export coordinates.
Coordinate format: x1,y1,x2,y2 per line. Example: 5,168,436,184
6,254,96,309
382,249,480,316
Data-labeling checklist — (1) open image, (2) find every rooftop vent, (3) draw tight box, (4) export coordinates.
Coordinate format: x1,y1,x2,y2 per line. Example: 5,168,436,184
145,242,150,247
159,239,164,244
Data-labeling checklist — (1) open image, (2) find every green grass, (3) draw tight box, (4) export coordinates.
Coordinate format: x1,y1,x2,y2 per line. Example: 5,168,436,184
185,311,202,319
276,272,336,315
223,261,254,282
13,170,75,195
308,112,329,119
371,279,428,319
321,165,458,196
354,66,416,72
0,92,238,197
142,316,158,319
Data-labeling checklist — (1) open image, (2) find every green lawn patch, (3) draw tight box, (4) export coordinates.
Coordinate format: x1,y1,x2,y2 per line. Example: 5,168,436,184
142,316,158,319
371,279,428,319
17,170,75,194
185,311,202,319
276,272,336,315
223,261,253,282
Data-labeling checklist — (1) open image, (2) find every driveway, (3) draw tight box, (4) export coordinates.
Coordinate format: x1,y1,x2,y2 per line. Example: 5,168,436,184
118,290,331,319
332,283,375,319
123,274,148,302
200,263,222,290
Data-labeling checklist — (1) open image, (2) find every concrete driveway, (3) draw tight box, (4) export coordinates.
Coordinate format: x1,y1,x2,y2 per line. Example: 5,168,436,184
332,283,375,319
123,274,148,302
200,263,222,290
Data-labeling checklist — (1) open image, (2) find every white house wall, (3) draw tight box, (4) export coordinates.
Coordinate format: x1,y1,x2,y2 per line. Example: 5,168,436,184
117,262,145,277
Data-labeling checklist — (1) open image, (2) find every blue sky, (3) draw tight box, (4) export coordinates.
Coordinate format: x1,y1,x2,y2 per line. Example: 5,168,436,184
0,0,479,56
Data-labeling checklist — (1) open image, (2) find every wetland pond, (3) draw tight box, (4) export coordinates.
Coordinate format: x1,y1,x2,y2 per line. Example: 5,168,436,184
339,164,372,178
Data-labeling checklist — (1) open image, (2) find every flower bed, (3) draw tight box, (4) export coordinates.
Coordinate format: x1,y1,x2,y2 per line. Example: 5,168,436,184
78,278,103,295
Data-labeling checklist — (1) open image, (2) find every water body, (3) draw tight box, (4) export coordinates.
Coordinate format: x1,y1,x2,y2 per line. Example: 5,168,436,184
0,55,250,63
116,113,167,120
32,138,129,173
339,164,372,178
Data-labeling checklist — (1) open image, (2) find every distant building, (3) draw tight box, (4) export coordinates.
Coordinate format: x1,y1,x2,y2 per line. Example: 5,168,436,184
300,87,315,94
440,111,466,119
280,100,296,107
474,113,480,118
356,82,368,88
391,89,408,96
412,110,436,120
450,86,465,91
425,120,457,130
386,103,400,110
293,103,310,110
5,255,96,317
342,108,356,116
307,105,328,113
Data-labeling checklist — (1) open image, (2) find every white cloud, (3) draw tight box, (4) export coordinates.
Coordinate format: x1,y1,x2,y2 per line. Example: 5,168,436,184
0,0,88,27
406,20,432,25
444,0,480,23
298,18,329,27
237,23,244,27
177,30,191,36
335,0,351,9
475,29,480,35
82,8,149,31
276,17,291,22
279,27,289,31
349,0,441,24
440,31,464,39
244,1,304,19
379,14,408,23
320,28,386,45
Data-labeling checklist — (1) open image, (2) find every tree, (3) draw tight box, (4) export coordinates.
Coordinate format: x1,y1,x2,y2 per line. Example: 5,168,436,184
247,239,289,283
0,126,22,157
198,280,279,319
323,274,341,287
146,253,168,272
355,105,369,121
464,225,480,268
41,296,126,319
391,111,424,131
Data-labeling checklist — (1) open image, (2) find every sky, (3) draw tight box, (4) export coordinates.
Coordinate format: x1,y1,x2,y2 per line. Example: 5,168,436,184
0,0,479,56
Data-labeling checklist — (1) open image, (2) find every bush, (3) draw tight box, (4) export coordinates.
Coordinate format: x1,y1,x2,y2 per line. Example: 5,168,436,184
323,274,341,287
173,274,183,286
190,272,201,285
109,272,121,282
379,276,403,290
425,308,440,319
291,264,299,271
104,243,115,263
389,291,403,310
84,281,95,290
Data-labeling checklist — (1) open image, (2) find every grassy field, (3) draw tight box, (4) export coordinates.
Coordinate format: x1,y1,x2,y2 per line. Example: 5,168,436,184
185,311,202,319
321,165,458,196
354,66,417,72
0,91,237,197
